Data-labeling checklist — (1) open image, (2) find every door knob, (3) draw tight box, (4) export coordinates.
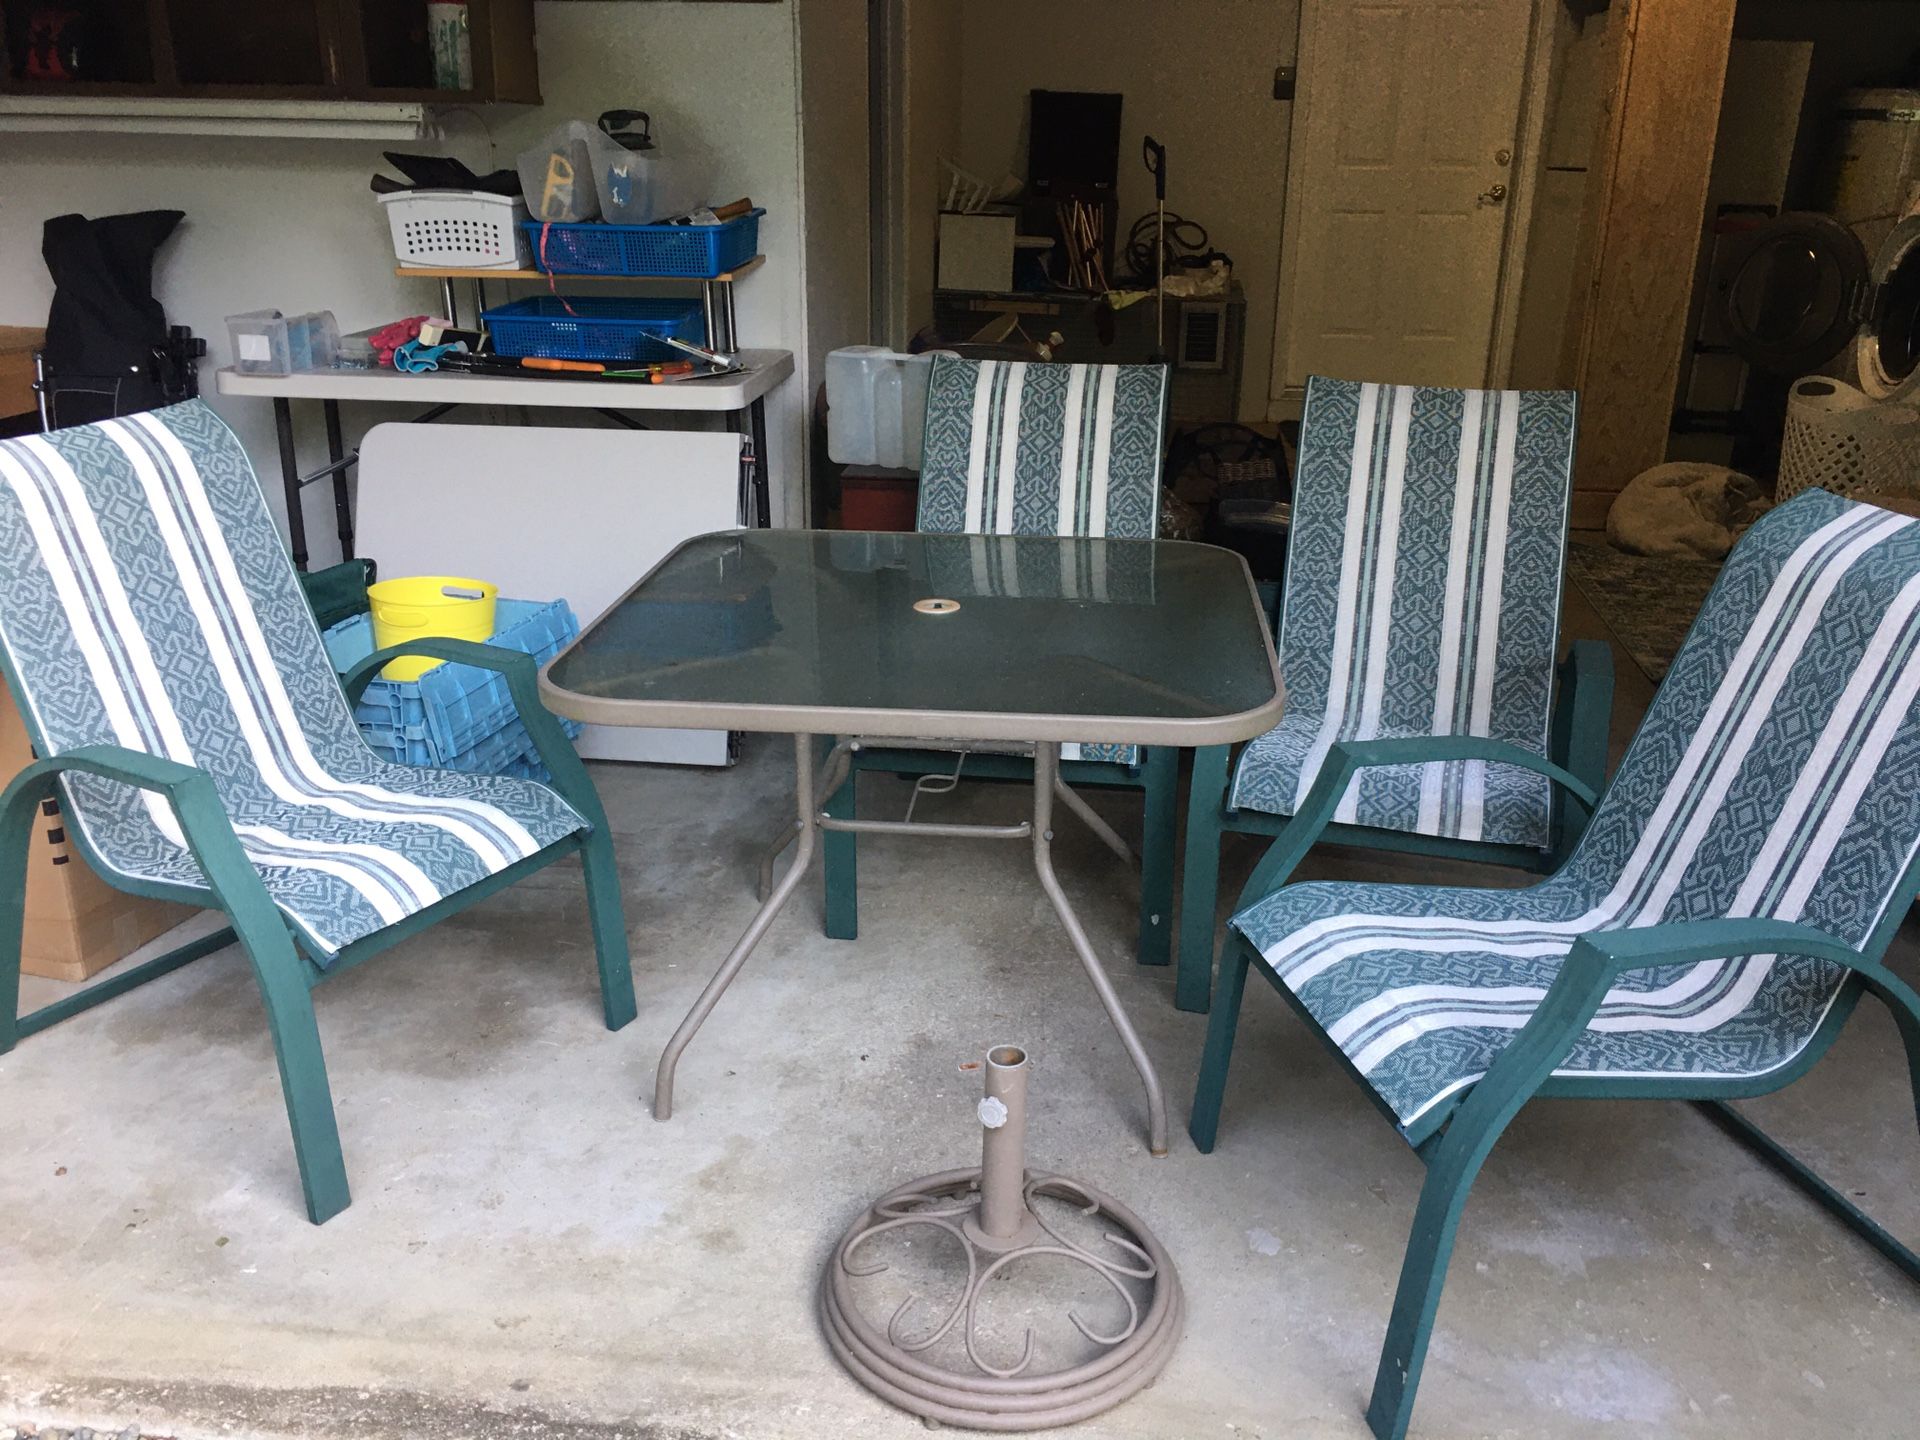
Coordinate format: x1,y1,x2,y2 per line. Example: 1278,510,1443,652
1477,183,1508,206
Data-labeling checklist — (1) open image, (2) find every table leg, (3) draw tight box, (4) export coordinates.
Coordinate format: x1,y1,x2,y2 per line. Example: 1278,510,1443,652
322,399,353,561
747,396,770,528
440,278,460,329
1031,742,1169,1155
655,735,835,1120
272,396,308,571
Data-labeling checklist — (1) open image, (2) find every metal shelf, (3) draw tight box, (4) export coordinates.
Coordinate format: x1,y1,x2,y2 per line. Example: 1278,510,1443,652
395,255,765,284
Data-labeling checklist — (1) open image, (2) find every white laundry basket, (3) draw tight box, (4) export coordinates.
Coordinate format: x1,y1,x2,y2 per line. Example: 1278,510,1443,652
378,189,531,270
1778,376,1920,502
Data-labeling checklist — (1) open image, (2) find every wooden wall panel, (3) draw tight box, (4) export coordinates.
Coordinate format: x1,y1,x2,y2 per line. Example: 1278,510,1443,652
1568,0,1737,525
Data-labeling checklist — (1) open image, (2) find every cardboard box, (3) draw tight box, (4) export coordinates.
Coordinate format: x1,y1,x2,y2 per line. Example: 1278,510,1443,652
937,211,1017,292
0,326,42,421
1,687,196,983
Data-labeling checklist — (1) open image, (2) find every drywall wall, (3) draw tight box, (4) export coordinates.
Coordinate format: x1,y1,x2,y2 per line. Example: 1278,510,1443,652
899,0,963,350
952,0,1294,421
0,0,813,560
797,0,873,439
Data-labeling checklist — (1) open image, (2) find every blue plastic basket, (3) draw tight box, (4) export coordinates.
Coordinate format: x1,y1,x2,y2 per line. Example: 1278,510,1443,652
322,598,584,776
522,209,763,278
481,295,706,363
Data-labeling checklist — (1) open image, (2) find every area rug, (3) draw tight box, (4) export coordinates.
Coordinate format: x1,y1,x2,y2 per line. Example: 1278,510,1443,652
1566,543,1723,683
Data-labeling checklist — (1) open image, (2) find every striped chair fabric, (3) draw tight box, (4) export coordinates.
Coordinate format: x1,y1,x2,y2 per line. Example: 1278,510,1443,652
1235,490,1920,1144
1229,376,1577,849
916,357,1169,764
916,357,1169,541
0,402,584,959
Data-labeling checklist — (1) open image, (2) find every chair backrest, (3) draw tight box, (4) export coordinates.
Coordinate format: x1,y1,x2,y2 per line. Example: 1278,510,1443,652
1279,376,1577,797
0,402,367,845
1568,489,1920,954
916,357,1168,538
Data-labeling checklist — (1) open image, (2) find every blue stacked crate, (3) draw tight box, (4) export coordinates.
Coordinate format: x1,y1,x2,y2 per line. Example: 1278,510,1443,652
481,295,707,364
322,598,585,783
521,209,764,277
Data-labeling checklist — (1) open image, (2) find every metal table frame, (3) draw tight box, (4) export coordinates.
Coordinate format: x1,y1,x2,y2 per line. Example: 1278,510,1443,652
541,530,1285,1158
656,733,1175,1153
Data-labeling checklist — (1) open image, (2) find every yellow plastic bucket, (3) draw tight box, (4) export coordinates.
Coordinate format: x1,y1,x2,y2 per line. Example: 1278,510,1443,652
367,576,498,681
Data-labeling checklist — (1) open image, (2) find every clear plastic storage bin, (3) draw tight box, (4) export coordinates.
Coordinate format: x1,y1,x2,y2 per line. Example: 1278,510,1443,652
227,311,290,374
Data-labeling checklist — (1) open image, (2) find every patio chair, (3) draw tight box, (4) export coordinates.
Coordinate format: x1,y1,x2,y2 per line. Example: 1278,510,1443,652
814,357,1181,964
1175,377,1613,1011
1188,487,1920,1440
0,401,635,1225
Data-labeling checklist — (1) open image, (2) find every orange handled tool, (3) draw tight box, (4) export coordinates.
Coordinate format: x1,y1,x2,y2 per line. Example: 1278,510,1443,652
522,357,604,373
648,361,697,383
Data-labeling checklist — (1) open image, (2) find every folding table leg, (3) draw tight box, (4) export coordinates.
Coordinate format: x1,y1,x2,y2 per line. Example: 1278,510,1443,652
273,397,308,571
748,397,770,527
323,399,353,562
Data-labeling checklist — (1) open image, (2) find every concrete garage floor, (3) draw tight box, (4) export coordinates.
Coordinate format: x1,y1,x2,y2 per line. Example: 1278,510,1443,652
5,727,1920,1440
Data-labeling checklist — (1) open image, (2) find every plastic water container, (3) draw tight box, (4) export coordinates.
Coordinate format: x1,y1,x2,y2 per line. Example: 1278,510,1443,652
825,348,953,468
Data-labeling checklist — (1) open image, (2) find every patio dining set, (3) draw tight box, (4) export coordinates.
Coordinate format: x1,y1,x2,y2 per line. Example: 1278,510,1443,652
3,361,1920,1439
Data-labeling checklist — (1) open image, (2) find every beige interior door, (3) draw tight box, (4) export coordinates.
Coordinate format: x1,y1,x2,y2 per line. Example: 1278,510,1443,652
1274,0,1536,396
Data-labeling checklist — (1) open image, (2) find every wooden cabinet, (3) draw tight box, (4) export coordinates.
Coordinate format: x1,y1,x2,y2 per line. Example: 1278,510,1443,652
0,0,539,103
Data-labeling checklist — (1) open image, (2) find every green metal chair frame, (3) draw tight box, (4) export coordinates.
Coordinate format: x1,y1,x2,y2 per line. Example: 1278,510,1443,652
1176,641,1614,1010
1189,734,1920,1440
1175,380,1612,1013
0,636,635,1226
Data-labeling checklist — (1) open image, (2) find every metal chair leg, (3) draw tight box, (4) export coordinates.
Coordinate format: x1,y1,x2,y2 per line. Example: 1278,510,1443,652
1188,934,1253,1152
1136,745,1177,968
823,768,858,941
239,920,351,1225
1176,745,1231,1012
580,825,637,1031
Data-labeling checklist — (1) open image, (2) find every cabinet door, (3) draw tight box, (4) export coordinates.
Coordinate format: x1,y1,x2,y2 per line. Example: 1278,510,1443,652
342,0,539,104
1,0,163,93
165,0,345,92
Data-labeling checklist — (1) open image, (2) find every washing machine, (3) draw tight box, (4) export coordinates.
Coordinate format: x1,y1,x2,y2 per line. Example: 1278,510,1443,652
1714,208,1920,399
1710,89,1920,396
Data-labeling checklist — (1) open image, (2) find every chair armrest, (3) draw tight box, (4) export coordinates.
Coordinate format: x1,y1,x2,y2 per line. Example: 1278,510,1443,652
339,639,606,829
340,637,532,707
1234,736,1599,911
1432,918,1920,1140
1322,736,1599,808
0,745,282,930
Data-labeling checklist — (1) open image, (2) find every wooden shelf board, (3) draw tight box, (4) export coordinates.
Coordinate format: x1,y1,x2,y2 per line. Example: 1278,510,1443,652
396,255,765,284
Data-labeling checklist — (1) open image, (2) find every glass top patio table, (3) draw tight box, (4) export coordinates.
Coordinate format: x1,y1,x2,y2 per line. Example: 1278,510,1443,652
540,529,1284,745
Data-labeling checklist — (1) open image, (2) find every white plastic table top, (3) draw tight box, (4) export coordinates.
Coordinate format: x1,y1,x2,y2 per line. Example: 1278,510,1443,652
214,349,794,412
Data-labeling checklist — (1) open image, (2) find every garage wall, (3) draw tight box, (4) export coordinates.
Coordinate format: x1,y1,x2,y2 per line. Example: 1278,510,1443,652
951,0,1296,422
798,0,873,464
0,0,815,558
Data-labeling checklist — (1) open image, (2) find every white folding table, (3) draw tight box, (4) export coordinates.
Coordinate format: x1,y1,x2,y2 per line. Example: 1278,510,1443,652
215,348,795,566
